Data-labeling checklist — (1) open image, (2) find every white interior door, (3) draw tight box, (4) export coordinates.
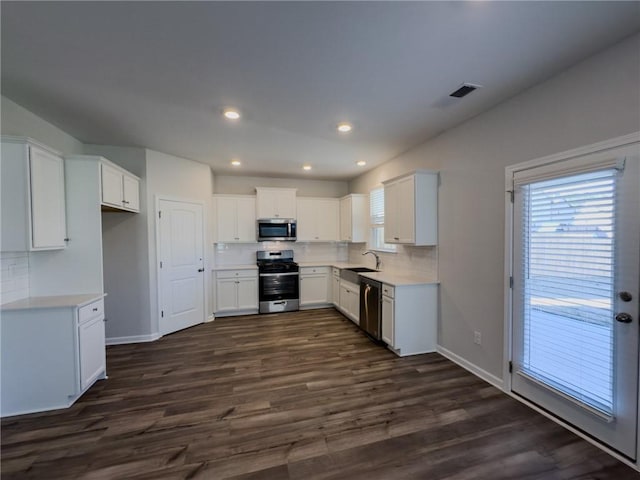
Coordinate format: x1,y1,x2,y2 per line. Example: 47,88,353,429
511,144,639,459
159,199,205,336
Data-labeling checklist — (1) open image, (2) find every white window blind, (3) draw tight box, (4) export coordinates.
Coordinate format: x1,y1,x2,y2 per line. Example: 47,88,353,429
370,187,396,252
519,168,616,415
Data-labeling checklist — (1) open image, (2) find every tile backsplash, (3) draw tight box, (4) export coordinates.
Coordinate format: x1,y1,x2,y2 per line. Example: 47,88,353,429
348,243,438,279
213,242,349,266
212,241,437,280
0,252,30,304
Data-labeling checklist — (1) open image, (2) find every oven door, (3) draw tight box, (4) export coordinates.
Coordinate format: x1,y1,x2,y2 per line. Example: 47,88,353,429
259,272,299,301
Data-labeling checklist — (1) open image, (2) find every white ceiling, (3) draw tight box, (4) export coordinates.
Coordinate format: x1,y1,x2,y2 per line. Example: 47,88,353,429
2,2,639,180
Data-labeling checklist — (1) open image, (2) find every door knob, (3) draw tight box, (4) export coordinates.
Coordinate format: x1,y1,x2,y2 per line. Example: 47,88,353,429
619,291,633,302
615,312,633,323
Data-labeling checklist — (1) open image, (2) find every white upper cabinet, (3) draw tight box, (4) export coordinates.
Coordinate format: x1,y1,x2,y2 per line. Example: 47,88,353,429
1,137,67,251
296,197,339,242
384,171,438,245
214,195,256,242
100,161,140,213
255,187,297,219
339,194,368,242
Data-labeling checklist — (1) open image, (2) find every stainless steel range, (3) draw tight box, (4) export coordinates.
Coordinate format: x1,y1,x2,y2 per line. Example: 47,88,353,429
257,250,299,313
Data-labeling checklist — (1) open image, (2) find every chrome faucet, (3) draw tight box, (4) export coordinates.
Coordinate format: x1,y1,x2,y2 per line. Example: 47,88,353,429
362,250,381,270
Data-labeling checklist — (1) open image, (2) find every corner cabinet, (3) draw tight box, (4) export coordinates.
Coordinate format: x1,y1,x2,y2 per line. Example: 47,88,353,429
213,269,259,317
296,198,340,242
340,194,368,242
0,295,107,417
384,171,438,245
101,161,140,212
255,187,297,219
214,195,256,242
1,137,67,251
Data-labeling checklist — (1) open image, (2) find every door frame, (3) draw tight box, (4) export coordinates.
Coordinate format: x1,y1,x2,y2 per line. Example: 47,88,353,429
503,132,640,469
155,195,209,337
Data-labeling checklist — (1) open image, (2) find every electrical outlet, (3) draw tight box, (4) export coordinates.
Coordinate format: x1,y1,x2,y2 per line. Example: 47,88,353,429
474,331,482,345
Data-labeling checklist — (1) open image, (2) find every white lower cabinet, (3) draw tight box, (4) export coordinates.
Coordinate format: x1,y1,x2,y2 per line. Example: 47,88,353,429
331,268,340,306
338,279,360,325
78,304,107,390
214,269,258,316
299,267,330,308
381,294,395,346
381,283,438,356
0,295,107,417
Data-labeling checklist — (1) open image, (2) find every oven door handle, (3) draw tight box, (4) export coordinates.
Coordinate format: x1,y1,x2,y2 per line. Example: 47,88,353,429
259,272,299,277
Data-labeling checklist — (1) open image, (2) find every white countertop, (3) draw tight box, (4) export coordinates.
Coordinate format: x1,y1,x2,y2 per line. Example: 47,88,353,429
1,293,105,311
214,261,437,286
359,271,439,286
212,264,259,271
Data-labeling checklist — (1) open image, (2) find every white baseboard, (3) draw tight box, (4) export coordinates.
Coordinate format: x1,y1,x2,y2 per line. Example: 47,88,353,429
436,345,505,390
206,315,215,323
106,333,162,345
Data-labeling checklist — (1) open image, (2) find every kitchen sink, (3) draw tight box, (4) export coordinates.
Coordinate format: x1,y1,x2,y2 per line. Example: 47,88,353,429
340,267,379,284
346,267,378,273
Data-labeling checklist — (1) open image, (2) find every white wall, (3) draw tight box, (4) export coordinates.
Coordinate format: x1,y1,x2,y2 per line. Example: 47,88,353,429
1,96,83,155
350,33,640,379
215,174,348,198
146,149,214,334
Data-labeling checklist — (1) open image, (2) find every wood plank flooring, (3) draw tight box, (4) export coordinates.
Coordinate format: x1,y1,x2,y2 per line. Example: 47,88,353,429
2,308,639,479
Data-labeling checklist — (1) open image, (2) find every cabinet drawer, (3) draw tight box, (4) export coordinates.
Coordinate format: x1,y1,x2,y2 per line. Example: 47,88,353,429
382,284,395,299
300,266,329,275
216,269,257,280
78,298,104,324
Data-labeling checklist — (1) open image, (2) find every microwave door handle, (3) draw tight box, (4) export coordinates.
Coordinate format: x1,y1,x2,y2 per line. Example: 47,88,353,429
287,223,292,238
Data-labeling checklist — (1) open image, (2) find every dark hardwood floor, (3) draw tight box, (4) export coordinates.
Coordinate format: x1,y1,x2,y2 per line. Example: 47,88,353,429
2,308,638,479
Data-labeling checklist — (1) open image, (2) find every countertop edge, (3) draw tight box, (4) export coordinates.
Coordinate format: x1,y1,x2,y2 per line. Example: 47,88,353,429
1,293,106,312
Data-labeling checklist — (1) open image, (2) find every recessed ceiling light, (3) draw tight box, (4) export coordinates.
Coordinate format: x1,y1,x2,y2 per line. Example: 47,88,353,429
303,165,312,171
223,108,241,120
231,159,241,166
356,160,366,167
337,122,352,133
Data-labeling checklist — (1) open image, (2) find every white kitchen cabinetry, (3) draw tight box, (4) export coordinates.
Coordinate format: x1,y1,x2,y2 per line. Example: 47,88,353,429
383,171,438,245
297,198,340,241
340,194,368,242
0,294,106,417
331,267,340,306
101,161,140,212
299,266,330,308
214,195,256,242
255,187,297,219
339,279,360,325
381,282,437,356
214,269,259,316
1,137,67,251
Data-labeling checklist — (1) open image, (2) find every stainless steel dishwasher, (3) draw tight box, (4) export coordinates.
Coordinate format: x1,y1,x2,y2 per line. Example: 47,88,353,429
360,277,382,340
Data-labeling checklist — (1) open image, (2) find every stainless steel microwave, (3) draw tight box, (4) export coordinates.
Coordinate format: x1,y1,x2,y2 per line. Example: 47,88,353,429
257,218,297,242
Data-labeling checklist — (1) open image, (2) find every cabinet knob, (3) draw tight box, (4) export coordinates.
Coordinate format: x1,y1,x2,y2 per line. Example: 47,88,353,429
198,268,205,272
92,307,98,312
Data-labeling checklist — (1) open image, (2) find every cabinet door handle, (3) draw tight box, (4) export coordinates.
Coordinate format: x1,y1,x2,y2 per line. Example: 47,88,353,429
92,307,98,312
123,200,130,204
198,268,205,272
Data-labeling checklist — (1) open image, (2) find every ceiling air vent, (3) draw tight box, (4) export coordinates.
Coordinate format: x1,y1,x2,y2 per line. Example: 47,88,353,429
449,83,481,98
